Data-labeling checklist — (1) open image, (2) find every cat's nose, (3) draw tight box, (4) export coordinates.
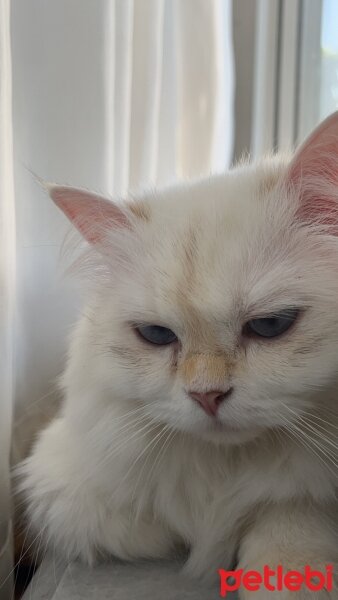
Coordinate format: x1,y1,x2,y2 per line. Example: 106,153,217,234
189,389,233,417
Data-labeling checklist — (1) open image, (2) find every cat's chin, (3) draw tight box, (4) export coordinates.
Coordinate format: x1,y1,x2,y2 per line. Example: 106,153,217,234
175,418,265,446
198,424,264,446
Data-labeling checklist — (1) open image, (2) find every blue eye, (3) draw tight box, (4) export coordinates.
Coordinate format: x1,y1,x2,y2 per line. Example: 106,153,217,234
245,309,299,339
136,325,177,345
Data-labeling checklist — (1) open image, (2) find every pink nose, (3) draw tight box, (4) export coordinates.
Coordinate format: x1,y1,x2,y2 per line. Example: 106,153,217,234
189,389,233,417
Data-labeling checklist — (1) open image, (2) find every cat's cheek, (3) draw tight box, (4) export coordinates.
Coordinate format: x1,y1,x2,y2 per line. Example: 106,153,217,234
243,321,338,401
97,344,175,402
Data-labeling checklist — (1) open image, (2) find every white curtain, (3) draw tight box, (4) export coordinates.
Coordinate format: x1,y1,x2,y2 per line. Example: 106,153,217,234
1,1,234,595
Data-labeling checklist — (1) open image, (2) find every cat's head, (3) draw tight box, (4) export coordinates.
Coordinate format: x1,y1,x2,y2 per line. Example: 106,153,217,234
50,112,338,445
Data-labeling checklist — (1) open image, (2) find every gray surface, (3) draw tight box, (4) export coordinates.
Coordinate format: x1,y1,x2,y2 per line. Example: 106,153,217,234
23,558,238,599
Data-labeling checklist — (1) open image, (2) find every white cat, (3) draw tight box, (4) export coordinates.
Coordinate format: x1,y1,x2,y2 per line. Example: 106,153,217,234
18,113,338,598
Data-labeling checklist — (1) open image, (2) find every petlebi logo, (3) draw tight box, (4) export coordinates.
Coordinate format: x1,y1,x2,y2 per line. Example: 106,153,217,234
218,565,333,596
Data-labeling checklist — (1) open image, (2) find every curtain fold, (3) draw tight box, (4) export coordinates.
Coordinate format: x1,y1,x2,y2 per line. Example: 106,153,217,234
107,0,234,193
0,0,15,596
1,1,234,594
129,0,165,190
174,0,234,178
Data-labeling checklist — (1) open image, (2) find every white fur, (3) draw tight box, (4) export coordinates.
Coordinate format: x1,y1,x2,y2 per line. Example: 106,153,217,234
17,126,338,596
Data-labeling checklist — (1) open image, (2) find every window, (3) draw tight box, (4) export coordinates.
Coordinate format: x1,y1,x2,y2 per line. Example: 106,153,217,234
320,0,338,119
247,0,338,157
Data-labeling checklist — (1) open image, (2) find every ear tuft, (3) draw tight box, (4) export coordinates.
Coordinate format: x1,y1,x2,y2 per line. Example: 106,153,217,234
48,185,130,244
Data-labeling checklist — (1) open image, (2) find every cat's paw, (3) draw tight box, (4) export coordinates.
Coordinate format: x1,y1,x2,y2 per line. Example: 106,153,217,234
16,418,102,564
17,417,175,564
182,542,237,586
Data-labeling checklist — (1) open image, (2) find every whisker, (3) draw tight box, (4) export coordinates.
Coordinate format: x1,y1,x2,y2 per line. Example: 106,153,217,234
283,404,338,456
300,409,338,431
0,526,46,592
278,408,338,478
145,426,177,492
129,424,173,513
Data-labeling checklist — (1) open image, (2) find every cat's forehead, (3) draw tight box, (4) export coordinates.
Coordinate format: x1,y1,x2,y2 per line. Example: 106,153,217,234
148,158,286,239
136,159,294,321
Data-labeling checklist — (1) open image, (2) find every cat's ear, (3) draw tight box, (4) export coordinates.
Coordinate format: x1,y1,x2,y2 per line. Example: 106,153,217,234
48,185,130,244
287,111,338,225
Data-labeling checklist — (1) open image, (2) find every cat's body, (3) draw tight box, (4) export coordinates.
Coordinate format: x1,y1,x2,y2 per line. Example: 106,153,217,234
18,114,338,597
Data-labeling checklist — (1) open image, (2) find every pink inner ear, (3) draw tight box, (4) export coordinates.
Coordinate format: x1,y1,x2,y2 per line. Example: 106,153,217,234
287,111,338,228
49,185,130,244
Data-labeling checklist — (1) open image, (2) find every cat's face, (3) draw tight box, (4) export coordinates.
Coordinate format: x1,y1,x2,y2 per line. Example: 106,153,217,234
52,111,338,445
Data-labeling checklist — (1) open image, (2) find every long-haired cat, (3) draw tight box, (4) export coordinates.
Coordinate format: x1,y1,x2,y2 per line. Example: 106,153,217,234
18,113,338,598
